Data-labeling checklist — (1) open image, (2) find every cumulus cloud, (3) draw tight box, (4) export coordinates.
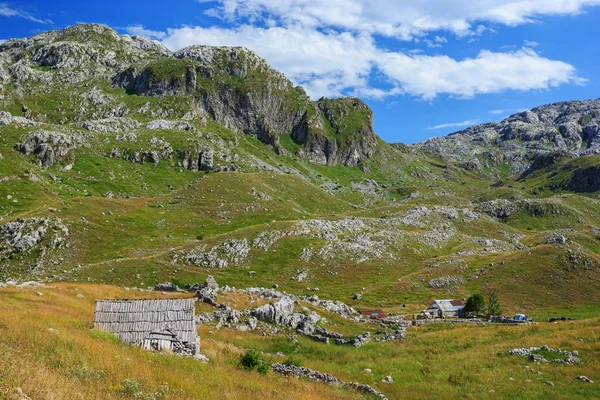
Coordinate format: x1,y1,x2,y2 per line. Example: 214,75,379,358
490,109,505,115
205,0,600,39
428,119,480,130
125,24,167,40
128,1,595,100
0,2,52,24
161,25,583,100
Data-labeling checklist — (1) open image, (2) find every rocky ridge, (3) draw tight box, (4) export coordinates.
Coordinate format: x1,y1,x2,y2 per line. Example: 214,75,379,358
415,99,600,175
0,24,377,167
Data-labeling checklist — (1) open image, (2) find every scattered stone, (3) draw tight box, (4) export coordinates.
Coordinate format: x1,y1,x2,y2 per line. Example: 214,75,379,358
353,293,362,300
12,387,31,400
427,275,465,288
578,376,594,383
508,346,581,364
334,332,371,347
195,276,220,306
374,330,405,343
15,129,84,167
35,291,43,296
382,375,394,383
272,363,388,400
154,282,182,292
292,270,309,282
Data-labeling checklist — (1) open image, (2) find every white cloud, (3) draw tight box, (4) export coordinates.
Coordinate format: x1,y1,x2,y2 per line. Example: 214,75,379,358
162,25,378,98
205,0,600,39
523,39,539,47
490,109,505,115
380,47,584,100
0,2,52,24
128,1,592,100
161,25,584,100
125,24,167,40
427,119,480,130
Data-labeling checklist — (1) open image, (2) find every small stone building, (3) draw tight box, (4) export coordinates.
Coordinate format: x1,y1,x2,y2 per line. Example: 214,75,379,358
94,298,199,355
419,299,465,319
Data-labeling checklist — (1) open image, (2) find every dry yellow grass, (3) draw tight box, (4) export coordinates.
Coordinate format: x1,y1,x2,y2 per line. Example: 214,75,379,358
2,283,600,400
0,284,361,400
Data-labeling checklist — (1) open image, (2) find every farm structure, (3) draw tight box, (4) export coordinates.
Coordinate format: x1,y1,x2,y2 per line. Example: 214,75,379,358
94,298,199,355
416,299,465,319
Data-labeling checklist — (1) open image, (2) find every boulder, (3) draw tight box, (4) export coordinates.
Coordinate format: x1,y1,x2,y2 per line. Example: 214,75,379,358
253,296,295,325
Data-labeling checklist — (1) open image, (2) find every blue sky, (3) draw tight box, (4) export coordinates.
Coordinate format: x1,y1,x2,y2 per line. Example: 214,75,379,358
1,1,600,144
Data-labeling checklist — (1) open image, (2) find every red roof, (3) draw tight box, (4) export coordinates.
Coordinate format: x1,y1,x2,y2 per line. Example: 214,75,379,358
450,300,464,307
360,309,387,319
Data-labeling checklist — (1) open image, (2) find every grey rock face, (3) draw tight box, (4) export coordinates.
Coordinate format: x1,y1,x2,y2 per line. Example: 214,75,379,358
0,111,37,127
146,119,193,131
0,217,69,255
2,24,381,167
82,117,140,133
253,296,295,325
195,275,220,305
15,129,84,167
174,238,250,268
414,99,600,174
293,98,377,167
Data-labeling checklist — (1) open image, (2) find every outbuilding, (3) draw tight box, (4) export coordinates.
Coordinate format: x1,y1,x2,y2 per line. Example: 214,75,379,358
94,298,199,355
422,299,465,318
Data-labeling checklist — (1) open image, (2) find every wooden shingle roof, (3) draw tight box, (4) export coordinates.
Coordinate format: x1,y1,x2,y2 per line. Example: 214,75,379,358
94,298,198,345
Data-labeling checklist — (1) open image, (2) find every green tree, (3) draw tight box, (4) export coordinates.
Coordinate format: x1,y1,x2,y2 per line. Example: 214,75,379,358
464,293,486,315
487,292,502,316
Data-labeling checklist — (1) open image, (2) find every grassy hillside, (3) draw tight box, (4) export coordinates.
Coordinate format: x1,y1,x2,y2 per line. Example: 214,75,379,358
1,284,599,400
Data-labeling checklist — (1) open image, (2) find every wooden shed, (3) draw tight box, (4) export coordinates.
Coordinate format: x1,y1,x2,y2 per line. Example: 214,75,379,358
94,298,199,355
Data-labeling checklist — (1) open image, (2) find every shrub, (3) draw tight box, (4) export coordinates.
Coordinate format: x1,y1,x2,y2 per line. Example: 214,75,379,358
464,293,486,315
257,363,270,375
487,292,502,316
239,350,269,375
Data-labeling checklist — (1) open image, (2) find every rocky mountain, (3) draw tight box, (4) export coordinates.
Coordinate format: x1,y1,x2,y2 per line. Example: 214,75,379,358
0,24,376,167
415,99,600,175
1,23,600,320
2,23,600,400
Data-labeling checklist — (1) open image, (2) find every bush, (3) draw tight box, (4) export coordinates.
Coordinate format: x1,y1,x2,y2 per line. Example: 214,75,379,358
464,293,486,315
257,363,270,375
487,292,502,316
239,350,269,375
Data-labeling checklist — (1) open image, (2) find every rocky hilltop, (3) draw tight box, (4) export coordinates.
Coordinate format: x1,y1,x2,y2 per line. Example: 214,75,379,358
415,99,600,175
0,24,376,167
